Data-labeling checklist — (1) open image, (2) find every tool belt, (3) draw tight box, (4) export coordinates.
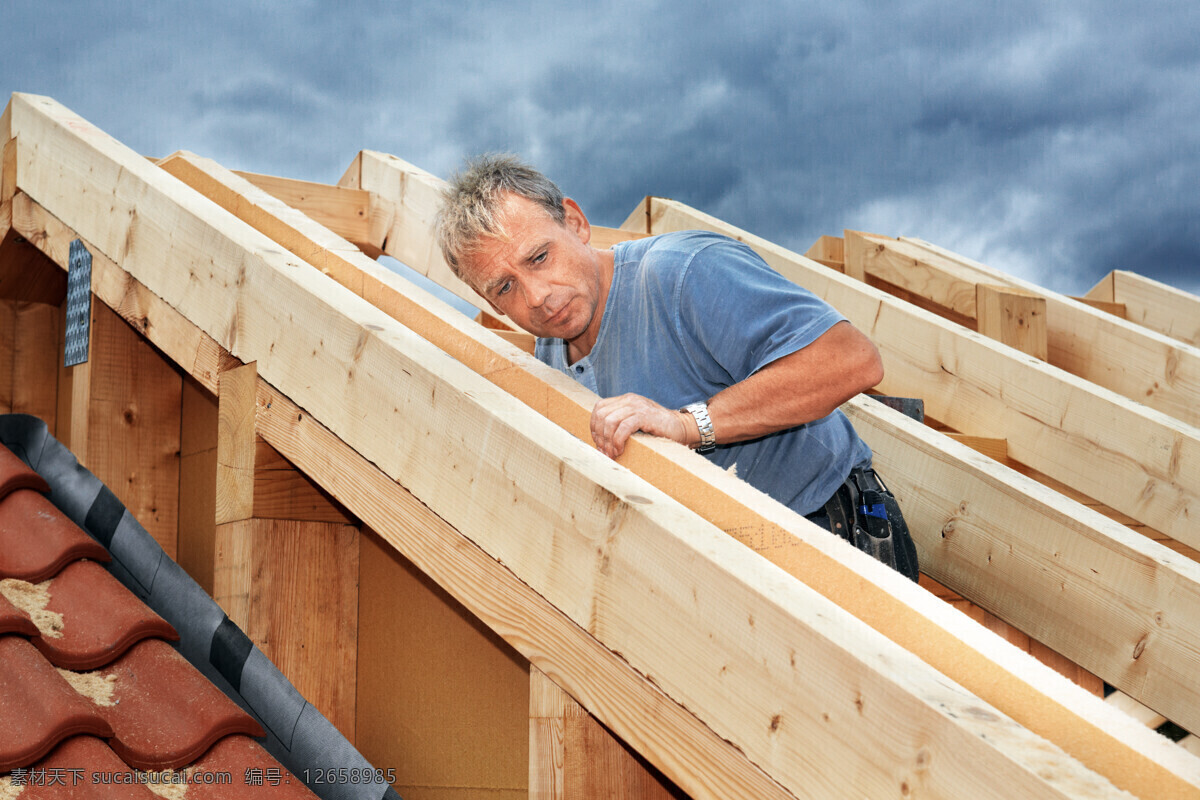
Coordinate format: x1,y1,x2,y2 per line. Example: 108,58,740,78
811,465,920,582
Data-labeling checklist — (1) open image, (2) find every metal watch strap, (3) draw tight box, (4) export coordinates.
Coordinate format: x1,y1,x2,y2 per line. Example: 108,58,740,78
683,402,717,454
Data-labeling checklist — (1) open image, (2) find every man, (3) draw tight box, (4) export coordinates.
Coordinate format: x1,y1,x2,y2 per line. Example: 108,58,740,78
435,154,918,580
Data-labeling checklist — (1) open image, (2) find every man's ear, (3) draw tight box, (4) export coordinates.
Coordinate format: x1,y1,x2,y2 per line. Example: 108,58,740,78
562,197,592,245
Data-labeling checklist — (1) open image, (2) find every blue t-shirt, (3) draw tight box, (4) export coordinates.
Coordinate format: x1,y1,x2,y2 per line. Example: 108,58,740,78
536,230,872,515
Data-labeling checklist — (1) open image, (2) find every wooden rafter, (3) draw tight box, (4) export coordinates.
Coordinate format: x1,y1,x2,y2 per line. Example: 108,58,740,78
844,231,1200,429
1087,270,1200,348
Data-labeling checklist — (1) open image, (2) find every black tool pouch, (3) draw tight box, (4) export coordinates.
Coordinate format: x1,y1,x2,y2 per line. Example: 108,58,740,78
822,468,919,582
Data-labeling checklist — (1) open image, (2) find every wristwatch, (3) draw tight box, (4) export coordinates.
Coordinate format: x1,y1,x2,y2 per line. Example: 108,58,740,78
682,402,717,454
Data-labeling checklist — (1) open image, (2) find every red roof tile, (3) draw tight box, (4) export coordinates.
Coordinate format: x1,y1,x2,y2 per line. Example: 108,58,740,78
92,638,265,771
0,592,39,637
28,559,179,671
0,439,321,799
0,443,50,499
0,636,114,771
21,735,160,799
0,490,110,582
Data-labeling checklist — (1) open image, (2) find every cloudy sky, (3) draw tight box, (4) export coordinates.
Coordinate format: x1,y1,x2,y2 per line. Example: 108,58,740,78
2,1,1198,296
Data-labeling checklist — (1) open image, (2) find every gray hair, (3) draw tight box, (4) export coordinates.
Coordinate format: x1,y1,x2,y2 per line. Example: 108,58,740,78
434,153,565,278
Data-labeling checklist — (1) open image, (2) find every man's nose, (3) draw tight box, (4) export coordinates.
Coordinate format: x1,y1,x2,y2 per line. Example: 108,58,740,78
524,275,551,307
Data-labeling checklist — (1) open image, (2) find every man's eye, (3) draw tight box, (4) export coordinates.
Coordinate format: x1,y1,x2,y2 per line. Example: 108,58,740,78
497,280,512,296
533,251,547,264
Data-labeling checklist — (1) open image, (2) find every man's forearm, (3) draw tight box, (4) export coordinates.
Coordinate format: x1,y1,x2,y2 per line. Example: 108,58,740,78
701,321,883,446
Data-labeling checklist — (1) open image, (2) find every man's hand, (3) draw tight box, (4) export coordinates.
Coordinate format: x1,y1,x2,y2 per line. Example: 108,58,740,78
590,393,697,458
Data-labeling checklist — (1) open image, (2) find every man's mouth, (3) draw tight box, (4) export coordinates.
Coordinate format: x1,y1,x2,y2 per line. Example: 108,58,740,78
542,302,569,325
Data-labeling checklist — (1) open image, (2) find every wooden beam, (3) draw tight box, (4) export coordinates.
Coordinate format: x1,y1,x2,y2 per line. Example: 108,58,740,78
1092,270,1200,347
13,193,224,394
862,232,1200,429
804,235,845,272
976,283,1049,361
652,201,1200,553
846,229,978,317
0,300,60,428
849,402,1200,725
69,300,182,556
233,170,372,253
1106,692,1168,730
618,196,652,234
531,666,682,800
590,225,649,250
215,517,359,741
252,437,352,523
216,361,257,524
179,375,218,594
1070,295,1127,318
213,361,359,742
0,226,67,303
1,135,15,238
8,94,1173,797
338,150,484,312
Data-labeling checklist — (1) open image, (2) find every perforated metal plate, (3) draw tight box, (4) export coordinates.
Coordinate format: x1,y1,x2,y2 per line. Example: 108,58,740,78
63,239,92,367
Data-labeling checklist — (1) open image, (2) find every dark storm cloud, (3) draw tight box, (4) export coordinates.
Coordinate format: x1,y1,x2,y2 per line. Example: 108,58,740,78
2,1,1197,294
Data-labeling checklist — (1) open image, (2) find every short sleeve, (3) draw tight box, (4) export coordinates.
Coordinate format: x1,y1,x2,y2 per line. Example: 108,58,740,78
672,238,846,382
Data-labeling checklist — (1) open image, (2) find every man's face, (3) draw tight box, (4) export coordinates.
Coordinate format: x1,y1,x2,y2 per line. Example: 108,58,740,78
458,192,606,343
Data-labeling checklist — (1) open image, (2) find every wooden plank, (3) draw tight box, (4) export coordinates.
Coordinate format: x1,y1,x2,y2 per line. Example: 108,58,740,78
0,226,66,303
1071,295,1127,318
358,528,527,798
1101,270,1200,347
804,235,845,271
977,283,1049,361
889,234,1200,429
652,200,1200,553
0,134,14,236
12,97,1198,796
215,517,359,741
0,300,14,412
252,436,352,523
213,356,359,743
530,667,566,800
618,196,652,234
178,376,218,595
11,301,60,429
55,306,90,462
1087,271,1115,302
340,150,485,312
939,432,1102,697
846,229,979,318
85,301,182,557
216,361,256,524
590,225,649,250
233,170,372,250
531,666,681,800
842,229,887,282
